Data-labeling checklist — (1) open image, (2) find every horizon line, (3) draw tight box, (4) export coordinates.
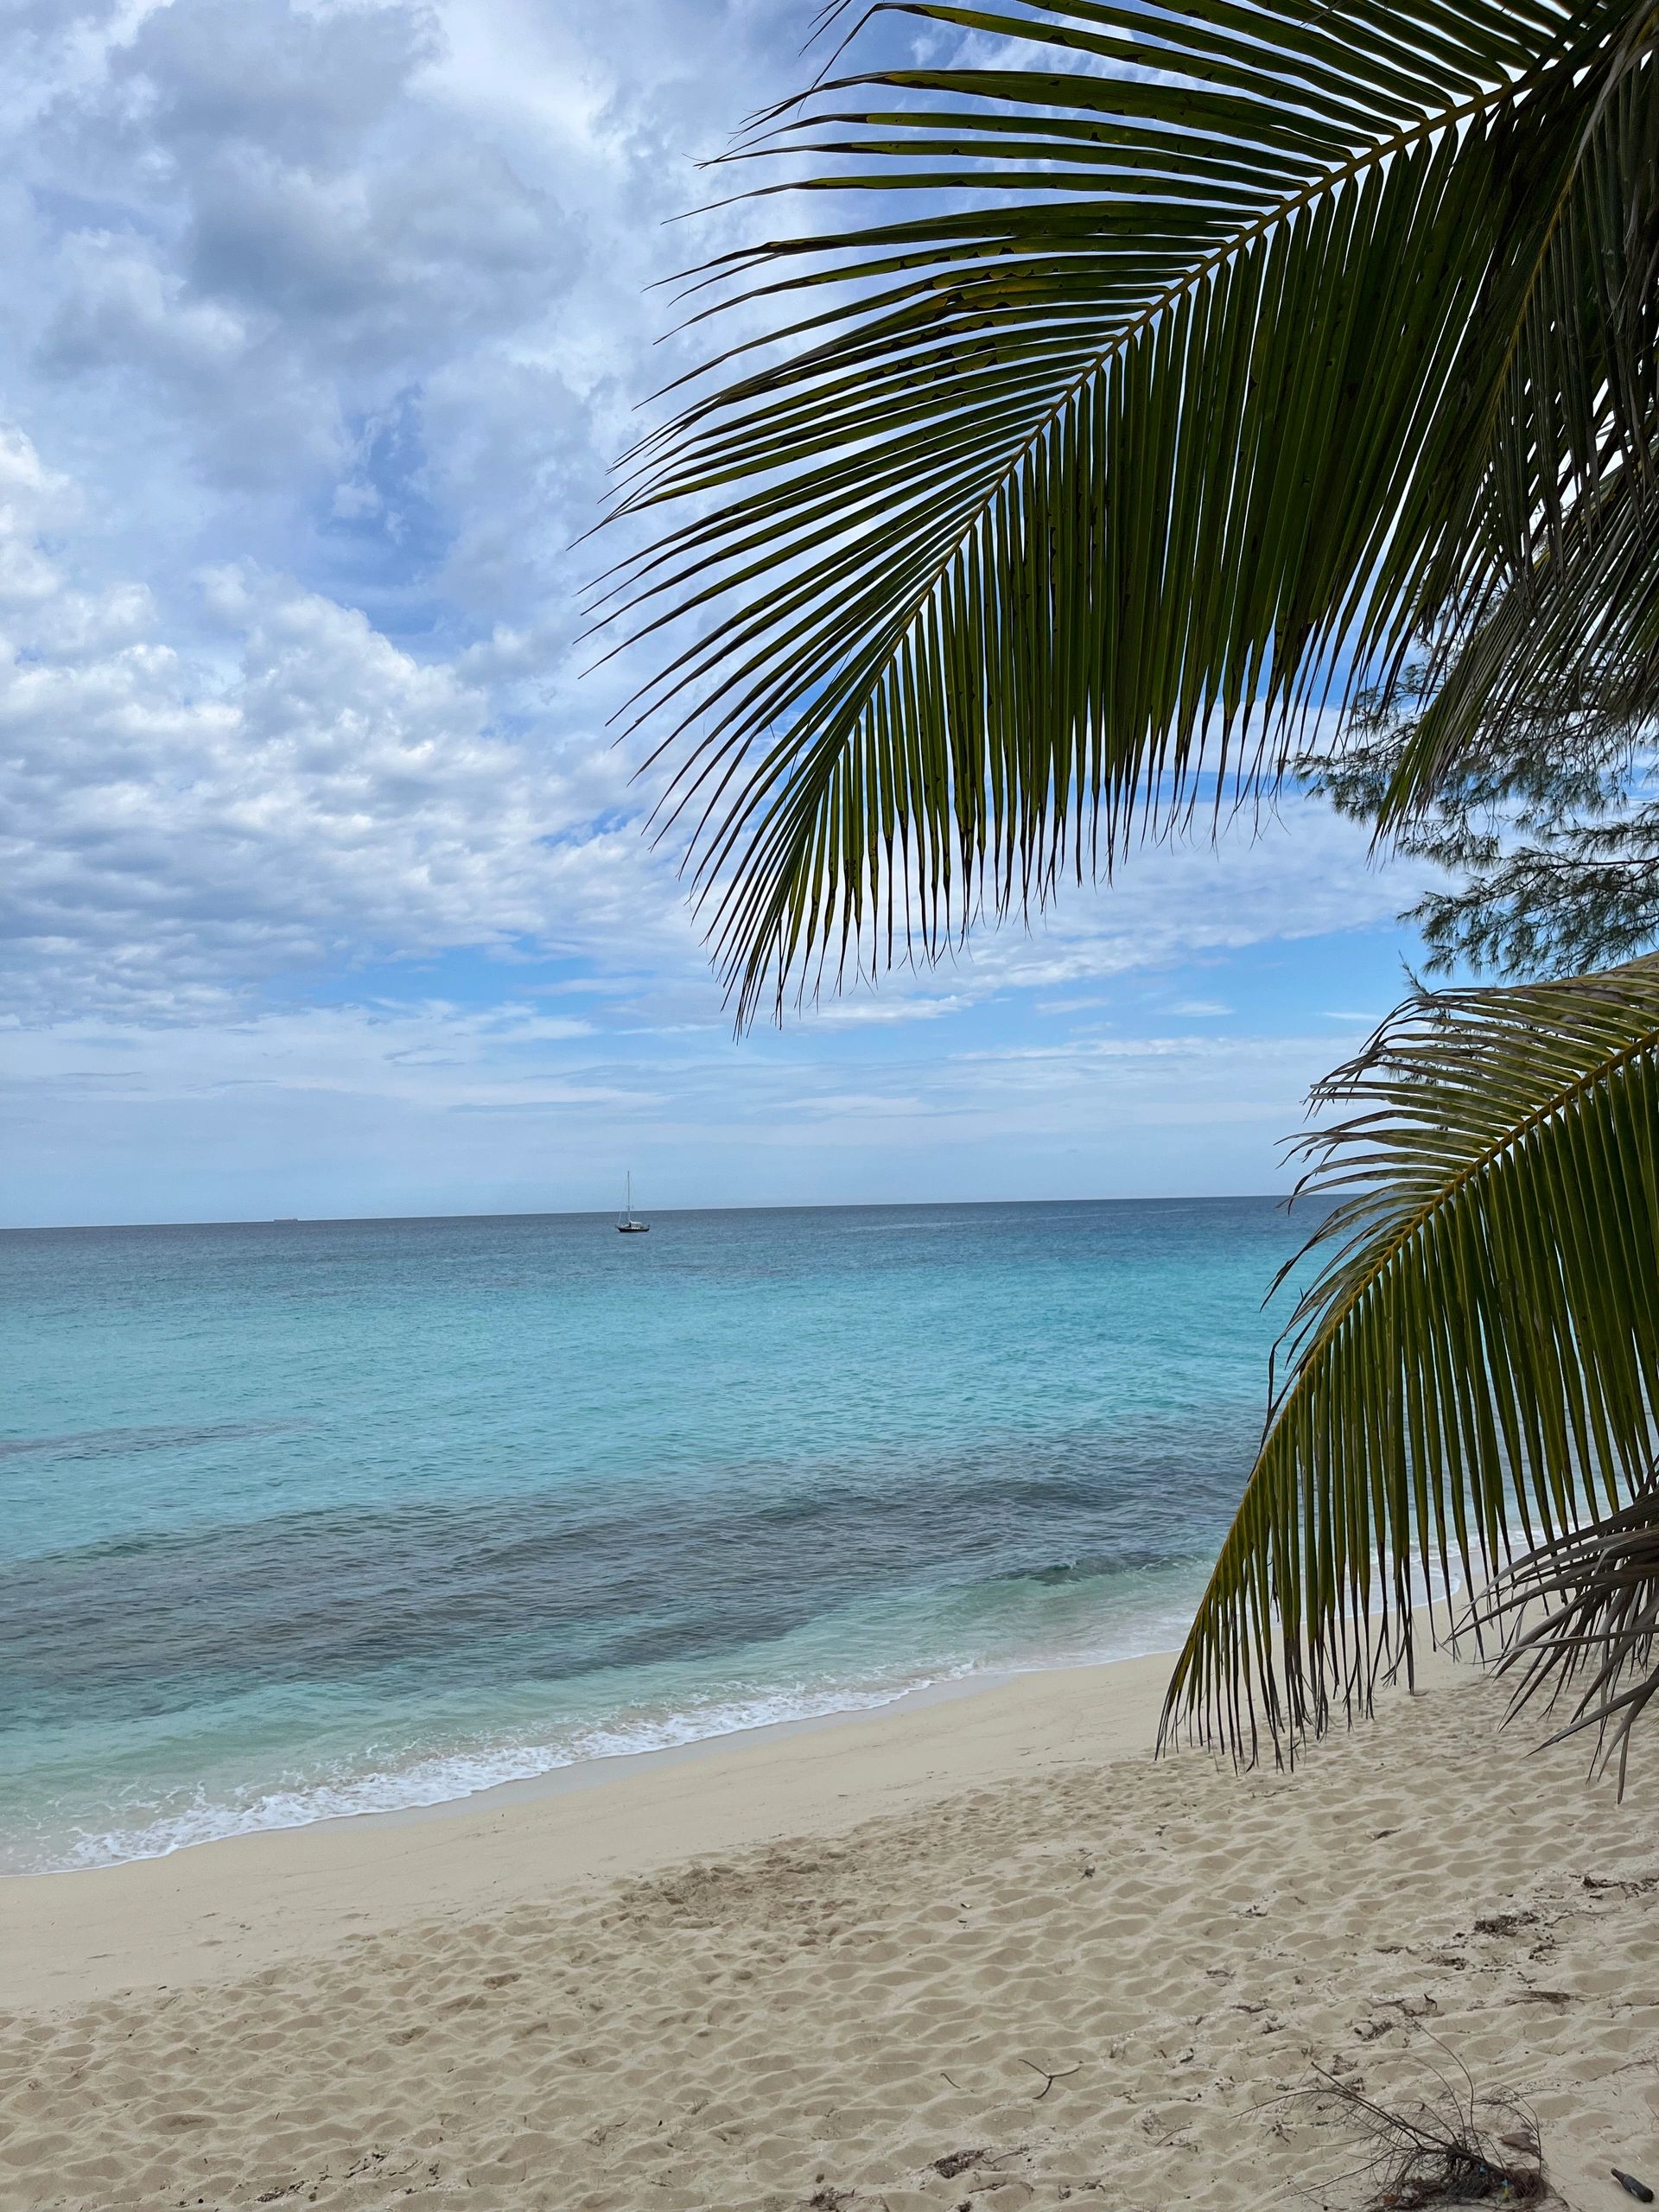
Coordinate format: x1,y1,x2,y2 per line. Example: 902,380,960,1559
1,1192,1291,1236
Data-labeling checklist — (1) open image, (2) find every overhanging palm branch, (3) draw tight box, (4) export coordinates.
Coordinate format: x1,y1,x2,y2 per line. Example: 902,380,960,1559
604,0,1659,1024
1159,957,1659,1764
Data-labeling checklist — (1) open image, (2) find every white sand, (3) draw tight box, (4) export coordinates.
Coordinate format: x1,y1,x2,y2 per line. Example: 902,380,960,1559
2,1649,1656,2209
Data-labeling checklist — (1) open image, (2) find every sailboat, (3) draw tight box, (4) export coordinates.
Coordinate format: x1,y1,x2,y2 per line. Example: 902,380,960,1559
616,1172,650,1234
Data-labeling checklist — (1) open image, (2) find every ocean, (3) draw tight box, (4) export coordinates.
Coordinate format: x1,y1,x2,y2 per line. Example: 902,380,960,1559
0,1198,1310,1875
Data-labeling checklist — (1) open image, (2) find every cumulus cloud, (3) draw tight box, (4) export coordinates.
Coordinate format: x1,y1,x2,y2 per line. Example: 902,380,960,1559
0,426,694,1017
0,0,834,1044
9,0,810,608
36,0,569,481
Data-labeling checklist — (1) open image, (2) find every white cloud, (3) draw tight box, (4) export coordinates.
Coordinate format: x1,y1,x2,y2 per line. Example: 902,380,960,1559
811,994,972,1027
0,427,697,1017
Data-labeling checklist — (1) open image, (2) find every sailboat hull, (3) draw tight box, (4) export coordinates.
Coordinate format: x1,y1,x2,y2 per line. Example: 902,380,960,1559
617,1222,650,1233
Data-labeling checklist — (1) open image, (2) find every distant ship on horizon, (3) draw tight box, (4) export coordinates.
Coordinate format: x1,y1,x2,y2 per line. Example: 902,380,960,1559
616,1173,649,1234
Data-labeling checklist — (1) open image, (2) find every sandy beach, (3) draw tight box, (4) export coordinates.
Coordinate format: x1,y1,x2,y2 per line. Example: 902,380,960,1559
2,1649,1656,2212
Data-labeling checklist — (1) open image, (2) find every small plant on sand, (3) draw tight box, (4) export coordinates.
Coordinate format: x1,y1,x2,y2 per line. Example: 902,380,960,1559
1302,2057,1547,2209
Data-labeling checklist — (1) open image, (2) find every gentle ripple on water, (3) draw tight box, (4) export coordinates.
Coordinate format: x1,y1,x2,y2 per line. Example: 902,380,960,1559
0,1198,1314,1871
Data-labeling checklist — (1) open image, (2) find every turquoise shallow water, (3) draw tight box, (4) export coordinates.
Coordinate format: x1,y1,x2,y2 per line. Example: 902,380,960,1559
1,1198,1309,1874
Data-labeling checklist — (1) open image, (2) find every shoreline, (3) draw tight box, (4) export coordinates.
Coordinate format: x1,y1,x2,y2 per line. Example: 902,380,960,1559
3,1661,1002,1883
0,1645,1181,2013
307,1661,1017,1835
3,1644,1655,2211
2,1633,1197,1886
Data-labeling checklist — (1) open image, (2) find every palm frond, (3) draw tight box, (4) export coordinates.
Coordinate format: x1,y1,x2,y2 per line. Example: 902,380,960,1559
1379,47,1659,815
601,0,1659,1022
1159,954,1659,1764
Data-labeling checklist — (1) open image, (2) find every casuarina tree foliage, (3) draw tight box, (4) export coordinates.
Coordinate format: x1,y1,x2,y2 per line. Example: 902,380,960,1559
1309,672,1659,980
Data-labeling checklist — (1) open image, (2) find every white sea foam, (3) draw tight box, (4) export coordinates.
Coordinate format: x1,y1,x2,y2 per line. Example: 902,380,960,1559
34,1599,1216,1875
41,1675,959,1874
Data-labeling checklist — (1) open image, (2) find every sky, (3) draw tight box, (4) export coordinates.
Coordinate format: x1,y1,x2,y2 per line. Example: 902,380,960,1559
0,0,1443,1228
